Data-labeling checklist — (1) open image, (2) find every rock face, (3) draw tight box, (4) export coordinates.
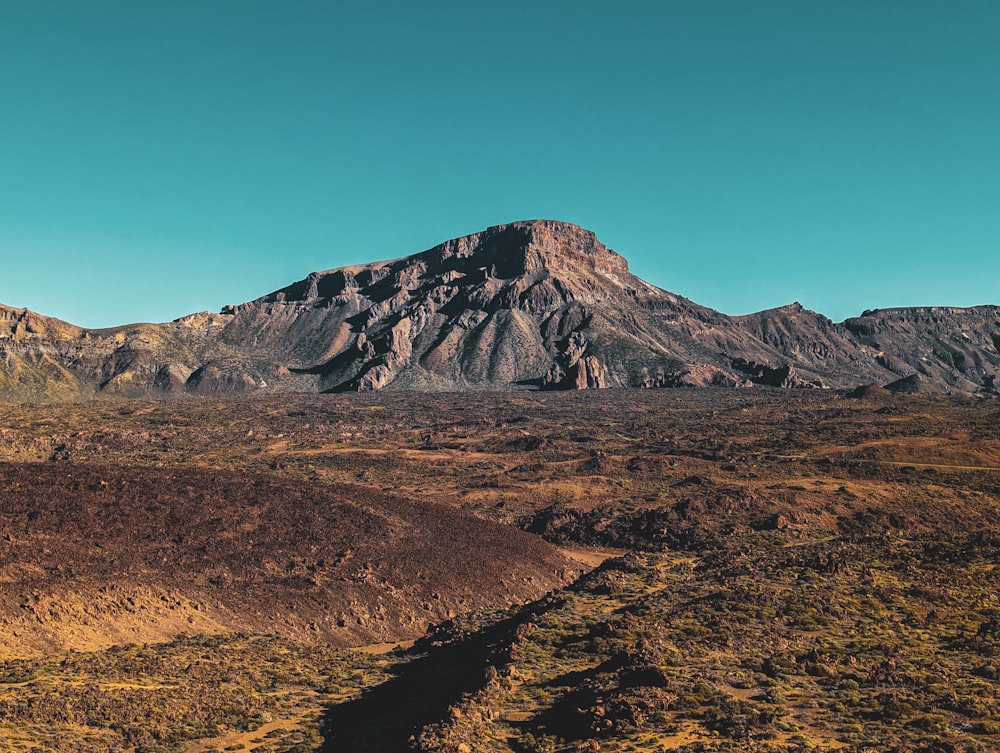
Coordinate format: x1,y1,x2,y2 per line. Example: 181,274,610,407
1,221,999,398
843,306,1000,394
730,358,826,389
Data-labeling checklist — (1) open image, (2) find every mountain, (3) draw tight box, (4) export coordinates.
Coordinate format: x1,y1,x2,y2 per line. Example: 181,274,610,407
1,220,998,398
844,305,1000,394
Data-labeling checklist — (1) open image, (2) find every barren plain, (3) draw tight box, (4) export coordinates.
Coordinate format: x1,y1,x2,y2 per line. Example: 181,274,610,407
0,388,998,752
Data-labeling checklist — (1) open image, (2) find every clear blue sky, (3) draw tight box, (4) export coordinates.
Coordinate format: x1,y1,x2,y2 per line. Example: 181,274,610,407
2,1,998,327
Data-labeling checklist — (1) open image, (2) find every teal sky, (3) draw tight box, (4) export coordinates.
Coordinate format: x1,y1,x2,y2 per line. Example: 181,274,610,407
2,1,998,328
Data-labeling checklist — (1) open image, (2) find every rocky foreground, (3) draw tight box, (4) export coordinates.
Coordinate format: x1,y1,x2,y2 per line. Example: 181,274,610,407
1,389,999,751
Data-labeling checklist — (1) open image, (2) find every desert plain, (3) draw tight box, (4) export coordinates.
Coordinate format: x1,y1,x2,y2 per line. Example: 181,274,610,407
0,387,997,752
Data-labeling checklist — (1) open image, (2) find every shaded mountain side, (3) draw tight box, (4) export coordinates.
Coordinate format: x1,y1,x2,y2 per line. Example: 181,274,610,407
734,302,896,387
0,462,579,657
1,221,998,398
844,305,1000,394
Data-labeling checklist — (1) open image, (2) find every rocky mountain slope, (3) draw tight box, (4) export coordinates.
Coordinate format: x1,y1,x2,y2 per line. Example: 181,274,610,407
2,220,998,398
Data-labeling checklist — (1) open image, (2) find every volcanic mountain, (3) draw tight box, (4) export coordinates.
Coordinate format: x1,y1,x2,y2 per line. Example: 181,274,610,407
2,220,998,398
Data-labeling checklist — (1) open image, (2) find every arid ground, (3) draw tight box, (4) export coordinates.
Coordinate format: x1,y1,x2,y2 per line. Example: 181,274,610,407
1,388,999,751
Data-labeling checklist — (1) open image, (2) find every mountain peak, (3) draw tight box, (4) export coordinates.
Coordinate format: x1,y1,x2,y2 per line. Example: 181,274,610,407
258,220,630,307
425,219,629,277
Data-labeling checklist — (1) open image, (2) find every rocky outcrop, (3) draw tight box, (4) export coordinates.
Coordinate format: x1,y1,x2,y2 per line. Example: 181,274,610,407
730,359,827,389
846,383,891,400
540,332,609,390
186,365,259,394
641,364,749,389
884,373,931,394
543,354,608,391
0,222,998,399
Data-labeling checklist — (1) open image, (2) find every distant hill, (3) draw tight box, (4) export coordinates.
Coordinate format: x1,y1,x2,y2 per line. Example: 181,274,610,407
2,220,998,398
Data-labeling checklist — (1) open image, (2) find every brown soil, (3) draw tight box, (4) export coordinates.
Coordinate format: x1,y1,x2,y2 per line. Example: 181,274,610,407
1,389,1000,751
0,461,578,657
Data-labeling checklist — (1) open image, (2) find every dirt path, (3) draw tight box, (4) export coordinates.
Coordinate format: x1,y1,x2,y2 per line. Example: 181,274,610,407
759,452,1000,473
185,712,311,752
357,639,415,655
558,546,625,568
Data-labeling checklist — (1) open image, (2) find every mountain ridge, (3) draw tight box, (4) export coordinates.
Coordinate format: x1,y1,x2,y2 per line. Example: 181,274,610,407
2,220,998,399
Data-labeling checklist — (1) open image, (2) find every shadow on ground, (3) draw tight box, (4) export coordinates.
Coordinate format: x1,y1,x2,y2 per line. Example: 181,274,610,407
319,598,557,752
